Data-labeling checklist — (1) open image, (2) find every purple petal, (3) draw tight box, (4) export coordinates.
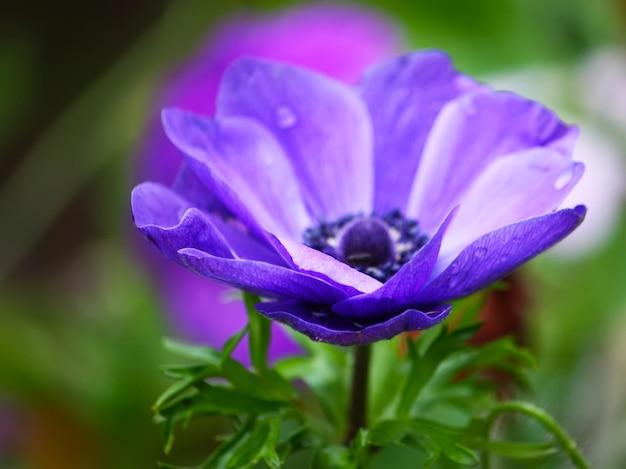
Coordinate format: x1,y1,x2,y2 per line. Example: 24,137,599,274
441,148,585,260
217,58,374,219
171,163,230,218
357,51,481,213
178,248,355,305
256,300,451,346
408,91,578,233
134,4,400,188
162,109,312,240
331,207,456,318
132,182,283,265
132,183,233,261
276,237,382,294
415,206,587,304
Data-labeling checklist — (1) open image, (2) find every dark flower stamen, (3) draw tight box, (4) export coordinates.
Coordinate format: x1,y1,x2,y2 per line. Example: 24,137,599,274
302,209,429,282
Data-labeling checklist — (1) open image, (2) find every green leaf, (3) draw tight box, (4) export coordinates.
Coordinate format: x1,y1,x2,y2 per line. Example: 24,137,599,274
312,445,356,469
423,447,440,469
275,426,318,461
159,385,291,421
154,364,221,410
369,420,409,446
243,292,270,373
408,419,479,466
351,428,370,467
478,440,559,461
276,339,349,437
221,325,248,362
202,415,283,469
369,337,405,423
159,363,213,379
162,338,221,365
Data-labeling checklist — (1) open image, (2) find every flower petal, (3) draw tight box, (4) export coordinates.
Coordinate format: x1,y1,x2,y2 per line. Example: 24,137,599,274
178,248,354,305
132,182,233,260
407,91,578,233
415,206,587,304
440,148,585,260
276,237,382,294
357,51,480,213
217,58,374,218
331,207,456,318
256,300,451,346
171,163,230,218
162,109,312,240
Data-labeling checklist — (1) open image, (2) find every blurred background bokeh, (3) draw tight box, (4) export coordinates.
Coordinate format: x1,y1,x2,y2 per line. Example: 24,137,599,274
1,0,625,467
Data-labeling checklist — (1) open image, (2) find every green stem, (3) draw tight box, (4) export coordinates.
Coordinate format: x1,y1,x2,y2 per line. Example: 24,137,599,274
482,400,591,469
344,344,371,446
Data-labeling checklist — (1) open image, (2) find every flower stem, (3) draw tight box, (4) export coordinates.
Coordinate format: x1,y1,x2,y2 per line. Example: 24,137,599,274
482,401,591,469
344,344,371,446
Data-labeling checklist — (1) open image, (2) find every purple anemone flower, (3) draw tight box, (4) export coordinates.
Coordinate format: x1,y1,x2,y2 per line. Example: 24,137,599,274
135,4,400,358
132,51,586,346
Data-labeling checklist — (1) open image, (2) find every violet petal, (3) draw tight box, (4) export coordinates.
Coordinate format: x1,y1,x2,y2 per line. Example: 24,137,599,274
217,58,374,219
407,91,579,233
358,51,480,213
132,182,233,261
416,206,587,304
178,247,355,305
276,237,382,295
162,109,312,240
256,300,452,346
441,148,585,260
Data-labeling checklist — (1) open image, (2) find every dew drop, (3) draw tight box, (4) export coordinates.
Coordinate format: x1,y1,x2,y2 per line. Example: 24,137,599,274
275,106,297,129
473,247,487,258
554,166,574,190
448,274,461,289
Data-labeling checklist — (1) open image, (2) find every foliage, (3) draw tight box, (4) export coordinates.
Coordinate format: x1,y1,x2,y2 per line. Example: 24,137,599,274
154,292,589,468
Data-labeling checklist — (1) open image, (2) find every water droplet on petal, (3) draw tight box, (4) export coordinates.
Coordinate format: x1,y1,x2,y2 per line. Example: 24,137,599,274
448,273,461,288
473,247,487,258
275,106,297,129
554,166,574,190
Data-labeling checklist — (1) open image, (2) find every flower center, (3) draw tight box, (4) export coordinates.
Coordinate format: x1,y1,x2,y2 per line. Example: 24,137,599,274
302,210,428,282
337,218,395,267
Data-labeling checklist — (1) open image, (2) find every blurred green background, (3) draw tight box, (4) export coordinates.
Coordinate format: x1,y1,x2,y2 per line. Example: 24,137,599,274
1,0,625,467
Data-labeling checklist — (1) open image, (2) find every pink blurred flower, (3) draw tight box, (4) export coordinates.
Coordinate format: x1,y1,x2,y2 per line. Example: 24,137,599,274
136,4,401,361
